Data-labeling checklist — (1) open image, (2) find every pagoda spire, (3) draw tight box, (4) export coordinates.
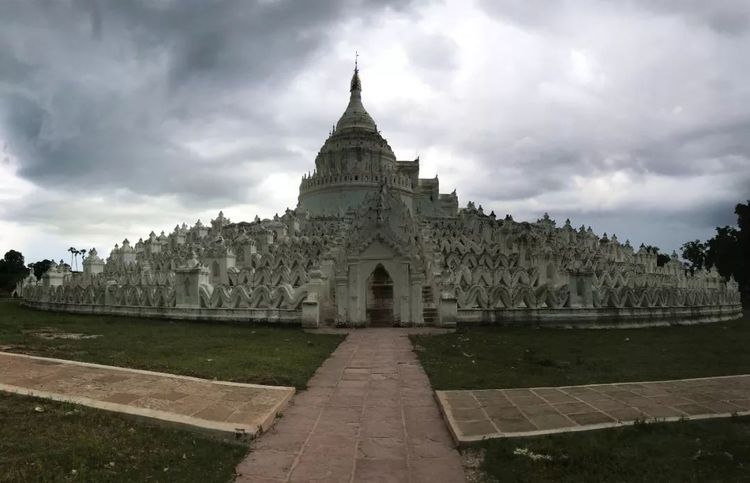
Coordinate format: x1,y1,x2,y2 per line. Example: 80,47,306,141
350,52,362,93
335,54,376,132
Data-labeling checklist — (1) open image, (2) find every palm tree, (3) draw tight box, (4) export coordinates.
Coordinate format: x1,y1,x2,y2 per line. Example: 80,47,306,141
79,249,87,271
71,248,86,272
67,247,75,270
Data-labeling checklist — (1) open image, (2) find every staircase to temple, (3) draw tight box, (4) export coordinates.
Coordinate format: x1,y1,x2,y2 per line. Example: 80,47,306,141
422,285,437,325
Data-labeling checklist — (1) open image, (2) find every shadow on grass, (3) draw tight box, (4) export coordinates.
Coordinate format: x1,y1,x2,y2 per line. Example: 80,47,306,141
0,392,249,482
412,311,749,390
471,415,750,482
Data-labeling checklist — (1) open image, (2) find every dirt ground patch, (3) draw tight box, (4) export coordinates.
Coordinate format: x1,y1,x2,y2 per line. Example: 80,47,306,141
462,448,489,483
23,327,103,340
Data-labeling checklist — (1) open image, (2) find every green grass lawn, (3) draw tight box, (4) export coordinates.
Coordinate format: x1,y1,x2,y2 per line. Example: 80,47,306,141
0,392,248,483
0,300,344,389
471,415,750,483
412,311,749,390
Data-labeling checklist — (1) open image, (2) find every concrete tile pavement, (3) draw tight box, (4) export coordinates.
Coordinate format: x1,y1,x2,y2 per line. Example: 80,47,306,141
0,351,293,439
437,375,750,444
235,329,466,483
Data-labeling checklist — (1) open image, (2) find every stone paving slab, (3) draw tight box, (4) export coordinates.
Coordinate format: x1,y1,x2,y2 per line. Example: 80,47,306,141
0,351,294,439
437,375,750,444
235,328,466,482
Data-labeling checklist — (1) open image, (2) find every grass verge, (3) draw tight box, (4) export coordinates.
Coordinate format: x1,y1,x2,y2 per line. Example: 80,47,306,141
471,415,750,482
0,300,343,389
0,392,248,483
412,312,749,390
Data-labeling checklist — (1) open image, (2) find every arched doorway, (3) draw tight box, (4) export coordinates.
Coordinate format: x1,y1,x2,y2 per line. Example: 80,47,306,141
367,264,394,326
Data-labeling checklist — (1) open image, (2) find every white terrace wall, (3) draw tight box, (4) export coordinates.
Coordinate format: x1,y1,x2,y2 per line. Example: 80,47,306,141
21,261,330,327
19,196,744,328
429,208,743,327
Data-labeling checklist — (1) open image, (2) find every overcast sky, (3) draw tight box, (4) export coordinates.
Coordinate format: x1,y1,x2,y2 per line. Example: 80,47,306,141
1,0,749,264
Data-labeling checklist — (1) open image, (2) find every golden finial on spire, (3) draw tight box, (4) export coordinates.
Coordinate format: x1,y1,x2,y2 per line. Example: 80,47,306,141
355,51,359,72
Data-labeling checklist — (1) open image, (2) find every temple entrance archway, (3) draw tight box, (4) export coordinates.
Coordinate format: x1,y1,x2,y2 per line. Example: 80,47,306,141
366,264,394,326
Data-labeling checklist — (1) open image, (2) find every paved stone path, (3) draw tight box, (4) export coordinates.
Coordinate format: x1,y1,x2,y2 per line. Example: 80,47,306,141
0,351,293,438
236,329,466,483
437,375,750,443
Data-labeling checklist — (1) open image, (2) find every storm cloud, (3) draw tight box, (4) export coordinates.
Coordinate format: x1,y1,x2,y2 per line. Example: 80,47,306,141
0,0,748,262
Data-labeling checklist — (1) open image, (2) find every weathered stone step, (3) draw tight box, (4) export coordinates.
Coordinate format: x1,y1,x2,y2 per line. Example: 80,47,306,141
423,307,438,324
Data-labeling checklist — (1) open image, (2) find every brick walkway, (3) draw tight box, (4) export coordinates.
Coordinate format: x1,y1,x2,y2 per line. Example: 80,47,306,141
236,329,466,483
437,375,750,444
0,352,293,438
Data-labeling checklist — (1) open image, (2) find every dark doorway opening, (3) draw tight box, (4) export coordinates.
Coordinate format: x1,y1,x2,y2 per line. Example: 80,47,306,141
367,264,394,326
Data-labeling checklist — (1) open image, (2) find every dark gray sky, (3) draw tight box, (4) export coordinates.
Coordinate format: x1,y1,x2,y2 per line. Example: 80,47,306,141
1,0,749,262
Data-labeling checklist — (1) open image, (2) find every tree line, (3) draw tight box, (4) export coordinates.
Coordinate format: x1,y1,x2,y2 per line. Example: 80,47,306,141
681,200,749,305
0,253,58,296
0,244,94,295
